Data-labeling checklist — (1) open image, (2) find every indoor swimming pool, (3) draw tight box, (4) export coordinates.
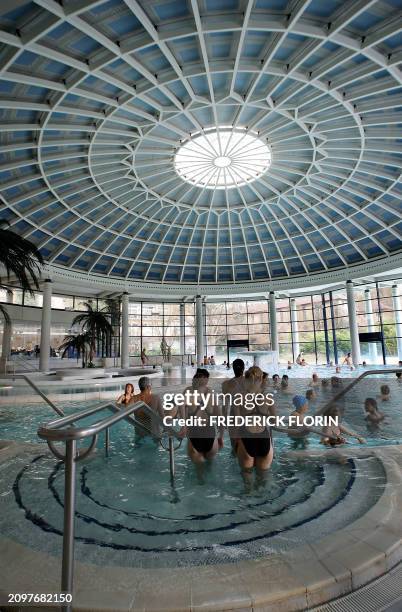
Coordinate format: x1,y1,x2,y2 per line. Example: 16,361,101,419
0,366,401,572
0,431,388,569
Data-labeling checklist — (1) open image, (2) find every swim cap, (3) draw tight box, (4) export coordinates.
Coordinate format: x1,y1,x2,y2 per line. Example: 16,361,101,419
293,395,307,410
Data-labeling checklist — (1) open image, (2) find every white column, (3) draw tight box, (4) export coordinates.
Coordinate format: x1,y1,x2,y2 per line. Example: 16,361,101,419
39,279,52,372
195,295,204,366
121,292,129,368
364,289,377,363
1,290,13,361
269,291,279,354
346,280,361,366
290,298,300,360
179,303,185,362
392,284,402,360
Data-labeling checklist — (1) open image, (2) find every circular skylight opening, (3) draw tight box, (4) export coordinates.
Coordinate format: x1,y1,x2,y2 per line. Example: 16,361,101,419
174,128,271,189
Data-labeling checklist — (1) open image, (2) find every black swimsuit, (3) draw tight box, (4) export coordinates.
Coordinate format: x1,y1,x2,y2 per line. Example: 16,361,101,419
187,399,216,455
241,435,271,458
240,405,272,458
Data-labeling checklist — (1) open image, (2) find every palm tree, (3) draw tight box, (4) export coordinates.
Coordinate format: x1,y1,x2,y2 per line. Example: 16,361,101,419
70,302,113,366
59,333,91,368
0,218,43,353
0,219,44,294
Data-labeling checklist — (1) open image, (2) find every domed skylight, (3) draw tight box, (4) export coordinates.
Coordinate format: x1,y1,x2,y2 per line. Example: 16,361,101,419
0,0,401,291
174,129,271,189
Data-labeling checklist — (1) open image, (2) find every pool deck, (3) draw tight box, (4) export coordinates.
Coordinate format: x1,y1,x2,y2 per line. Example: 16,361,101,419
1,440,402,611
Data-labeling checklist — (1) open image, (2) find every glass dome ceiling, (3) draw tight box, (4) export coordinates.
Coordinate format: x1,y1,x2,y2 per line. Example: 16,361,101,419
0,0,401,289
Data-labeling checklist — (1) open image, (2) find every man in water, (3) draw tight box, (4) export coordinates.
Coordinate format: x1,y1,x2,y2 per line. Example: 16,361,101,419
343,352,353,366
222,359,245,451
131,376,164,439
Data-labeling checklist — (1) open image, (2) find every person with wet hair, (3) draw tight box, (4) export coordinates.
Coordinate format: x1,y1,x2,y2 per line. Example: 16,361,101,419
364,398,384,424
116,382,135,406
379,384,390,401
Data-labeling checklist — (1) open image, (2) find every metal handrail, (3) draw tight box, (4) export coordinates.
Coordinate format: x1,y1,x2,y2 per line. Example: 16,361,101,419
11,353,38,374
37,400,181,611
19,374,65,417
318,368,402,415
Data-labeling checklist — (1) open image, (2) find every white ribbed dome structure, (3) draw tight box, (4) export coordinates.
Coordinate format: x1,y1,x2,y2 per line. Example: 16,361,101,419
0,0,401,292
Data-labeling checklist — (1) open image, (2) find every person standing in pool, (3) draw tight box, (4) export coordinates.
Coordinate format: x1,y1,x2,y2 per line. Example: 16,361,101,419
342,352,353,366
222,358,246,451
233,366,275,473
131,377,165,438
180,369,224,464
116,383,135,406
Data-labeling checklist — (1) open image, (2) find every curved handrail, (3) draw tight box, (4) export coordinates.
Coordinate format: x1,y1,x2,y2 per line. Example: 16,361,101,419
318,368,402,415
38,400,181,444
37,398,181,610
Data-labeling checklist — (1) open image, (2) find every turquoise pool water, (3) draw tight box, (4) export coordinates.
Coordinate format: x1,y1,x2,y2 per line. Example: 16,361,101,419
0,435,387,568
0,370,400,568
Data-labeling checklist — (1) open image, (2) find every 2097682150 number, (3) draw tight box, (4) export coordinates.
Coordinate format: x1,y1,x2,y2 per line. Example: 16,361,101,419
7,593,72,604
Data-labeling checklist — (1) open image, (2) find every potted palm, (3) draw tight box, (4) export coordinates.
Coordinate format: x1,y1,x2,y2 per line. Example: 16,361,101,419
58,333,91,368
67,302,114,367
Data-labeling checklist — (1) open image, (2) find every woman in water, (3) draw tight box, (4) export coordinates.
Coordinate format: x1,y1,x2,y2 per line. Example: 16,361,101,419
180,369,224,464
233,366,275,473
321,405,366,445
116,383,135,406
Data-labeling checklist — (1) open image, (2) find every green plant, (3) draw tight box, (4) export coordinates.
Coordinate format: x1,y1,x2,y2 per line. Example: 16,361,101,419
59,333,91,368
70,302,114,365
0,218,43,294
0,218,43,338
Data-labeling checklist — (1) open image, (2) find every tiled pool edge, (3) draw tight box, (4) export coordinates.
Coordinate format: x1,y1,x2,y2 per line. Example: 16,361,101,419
0,443,401,612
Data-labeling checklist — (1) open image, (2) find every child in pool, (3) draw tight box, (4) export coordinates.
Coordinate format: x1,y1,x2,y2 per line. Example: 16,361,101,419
379,384,390,401
310,372,320,387
364,398,385,424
